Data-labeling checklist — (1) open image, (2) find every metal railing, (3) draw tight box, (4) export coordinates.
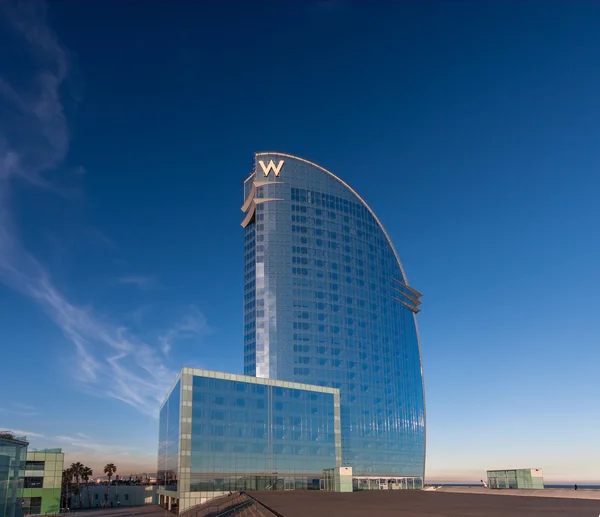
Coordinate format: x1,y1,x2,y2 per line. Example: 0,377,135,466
180,493,250,517
240,493,283,517
214,500,252,516
180,491,281,517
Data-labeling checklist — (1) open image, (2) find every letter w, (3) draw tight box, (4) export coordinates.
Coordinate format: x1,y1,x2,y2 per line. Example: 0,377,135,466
259,160,284,177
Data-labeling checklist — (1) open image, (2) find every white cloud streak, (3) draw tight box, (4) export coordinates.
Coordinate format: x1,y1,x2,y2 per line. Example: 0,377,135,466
2,428,45,439
158,307,211,356
0,404,39,417
14,403,36,410
0,3,206,418
115,275,157,290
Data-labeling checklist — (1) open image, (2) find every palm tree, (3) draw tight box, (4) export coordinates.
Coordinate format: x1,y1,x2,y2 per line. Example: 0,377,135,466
72,485,80,510
61,468,73,510
103,464,117,503
70,462,84,508
81,466,93,509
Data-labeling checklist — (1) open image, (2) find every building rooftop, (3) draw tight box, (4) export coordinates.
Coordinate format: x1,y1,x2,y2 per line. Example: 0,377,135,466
246,490,600,517
0,432,29,445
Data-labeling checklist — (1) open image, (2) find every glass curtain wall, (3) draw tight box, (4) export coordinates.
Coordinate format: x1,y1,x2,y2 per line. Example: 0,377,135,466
158,381,181,492
0,436,28,517
243,154,425,478
189,374,338,493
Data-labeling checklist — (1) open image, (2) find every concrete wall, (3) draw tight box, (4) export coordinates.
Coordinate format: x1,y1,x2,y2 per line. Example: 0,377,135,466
76,486,157,507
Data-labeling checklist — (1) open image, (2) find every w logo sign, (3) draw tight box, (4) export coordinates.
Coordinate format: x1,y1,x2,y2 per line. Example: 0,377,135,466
259,160,284,177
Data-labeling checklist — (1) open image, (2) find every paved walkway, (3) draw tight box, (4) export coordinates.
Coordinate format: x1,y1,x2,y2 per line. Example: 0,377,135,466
249,490,600,517
433,485,600,500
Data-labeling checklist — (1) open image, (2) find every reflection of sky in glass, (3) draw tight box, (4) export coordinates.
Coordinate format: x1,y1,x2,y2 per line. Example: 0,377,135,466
244,154,425,477
189,376,338,477
157,380,180,489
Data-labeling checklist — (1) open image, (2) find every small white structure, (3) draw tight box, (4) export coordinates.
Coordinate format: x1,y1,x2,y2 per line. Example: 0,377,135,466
323,467,353,492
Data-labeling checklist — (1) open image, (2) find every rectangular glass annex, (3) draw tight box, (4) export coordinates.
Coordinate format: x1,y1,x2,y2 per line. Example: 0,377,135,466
158,368,340,513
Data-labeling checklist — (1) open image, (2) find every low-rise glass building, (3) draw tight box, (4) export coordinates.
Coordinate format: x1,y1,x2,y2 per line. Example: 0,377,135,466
21,450,64,515
158,368,340,513
0,434,28,517
487,468,544,489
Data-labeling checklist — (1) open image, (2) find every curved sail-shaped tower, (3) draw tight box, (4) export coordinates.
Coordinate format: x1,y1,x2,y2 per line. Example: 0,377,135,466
242,152,425,482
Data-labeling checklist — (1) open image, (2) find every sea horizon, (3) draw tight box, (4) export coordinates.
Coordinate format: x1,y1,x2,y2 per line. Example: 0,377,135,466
426,483,600,489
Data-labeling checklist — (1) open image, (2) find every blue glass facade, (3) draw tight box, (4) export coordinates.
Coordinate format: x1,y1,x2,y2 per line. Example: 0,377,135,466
158,380,180,492
158,152,426,513
157,368,341,511
0,435,28,517
242,153,425,478
189,372,340,491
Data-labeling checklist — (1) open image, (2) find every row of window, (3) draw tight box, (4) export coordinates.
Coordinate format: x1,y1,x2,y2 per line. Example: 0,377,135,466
289,202,381,232
189,476,322,492
24,477,43,488
22,497,41,515
191,379,330,399
24,461,45,471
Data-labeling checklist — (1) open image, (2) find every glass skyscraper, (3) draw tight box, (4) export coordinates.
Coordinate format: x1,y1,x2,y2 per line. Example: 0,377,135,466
242,153,425,480
158,152,425,513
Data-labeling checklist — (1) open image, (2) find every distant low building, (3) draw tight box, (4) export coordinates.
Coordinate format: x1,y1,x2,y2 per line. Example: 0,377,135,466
487,468,544,489
22,449,64,515
78,486,157,507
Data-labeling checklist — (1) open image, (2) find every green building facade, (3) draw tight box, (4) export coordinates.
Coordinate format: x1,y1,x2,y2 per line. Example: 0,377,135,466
22,450,64,515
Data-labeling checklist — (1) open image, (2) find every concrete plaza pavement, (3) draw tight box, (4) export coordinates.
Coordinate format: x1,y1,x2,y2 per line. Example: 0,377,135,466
249,489,600,516
433,485,600,500
60,490,600,517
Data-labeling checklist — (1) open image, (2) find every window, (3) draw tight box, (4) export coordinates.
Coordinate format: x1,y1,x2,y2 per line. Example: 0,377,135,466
25,461,45,471
22,497,42,515
24,477,43,488
125,494,129,501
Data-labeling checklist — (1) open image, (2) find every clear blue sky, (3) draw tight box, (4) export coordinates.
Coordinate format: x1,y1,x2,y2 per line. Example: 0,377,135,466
1,1,599,483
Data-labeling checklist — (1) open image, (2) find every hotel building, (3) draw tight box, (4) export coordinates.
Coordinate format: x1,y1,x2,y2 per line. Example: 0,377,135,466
158,153,425,512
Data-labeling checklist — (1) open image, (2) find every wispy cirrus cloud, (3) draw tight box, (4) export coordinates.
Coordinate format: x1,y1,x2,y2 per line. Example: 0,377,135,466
12,403,40,417
2,428,45,439
158,306,211,356
114,275,157,290
0,403,39,417
14,403,36,411
0,2,206,418
54,433,156,472
55,434,104,450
